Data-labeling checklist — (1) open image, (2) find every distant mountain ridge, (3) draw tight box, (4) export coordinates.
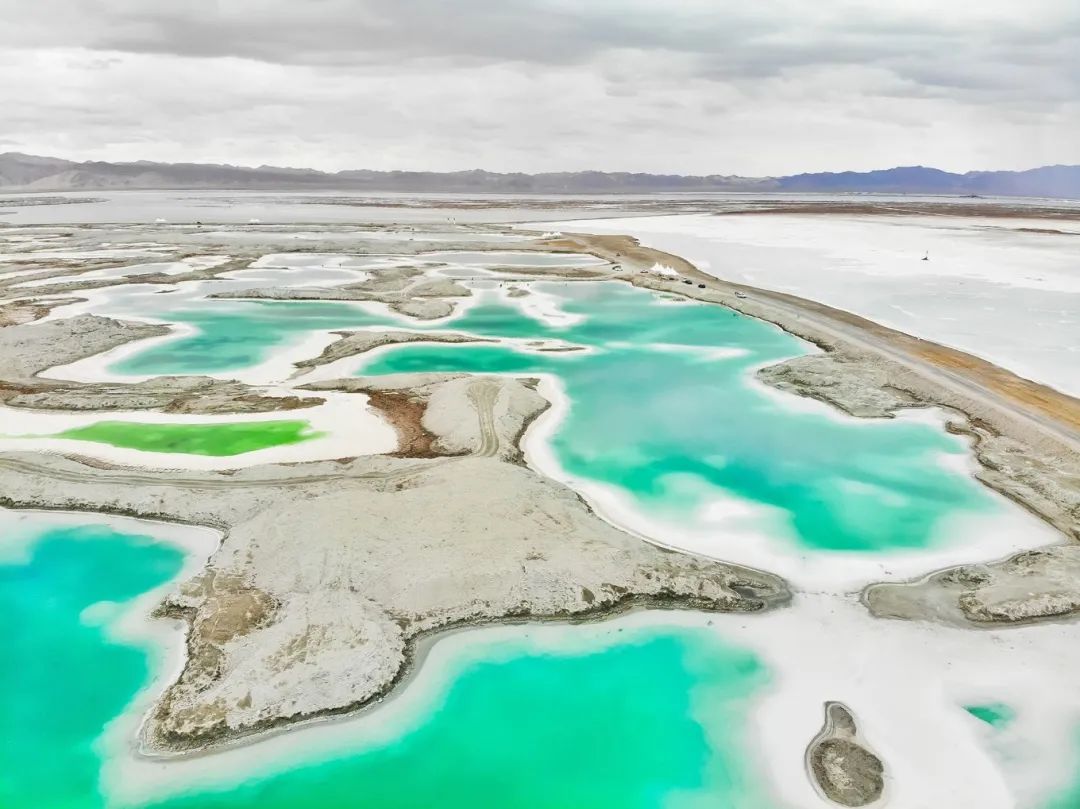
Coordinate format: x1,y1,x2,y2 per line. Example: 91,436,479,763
776,165,1080,198
2,152,1078,198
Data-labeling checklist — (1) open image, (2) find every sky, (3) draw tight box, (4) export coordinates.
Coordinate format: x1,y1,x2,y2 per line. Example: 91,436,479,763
1,0,1078,175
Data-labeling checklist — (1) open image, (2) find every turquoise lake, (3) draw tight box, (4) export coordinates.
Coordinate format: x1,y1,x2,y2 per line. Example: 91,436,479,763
112,299,390,376
106,279,997,554
0,518,777,809
356,282,993,553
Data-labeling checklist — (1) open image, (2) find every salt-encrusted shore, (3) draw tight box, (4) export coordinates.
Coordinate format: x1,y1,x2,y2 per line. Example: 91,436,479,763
0,313,320,414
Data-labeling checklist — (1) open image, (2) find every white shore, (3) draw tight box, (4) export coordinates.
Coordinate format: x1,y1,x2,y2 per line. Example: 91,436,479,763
39,320,366,386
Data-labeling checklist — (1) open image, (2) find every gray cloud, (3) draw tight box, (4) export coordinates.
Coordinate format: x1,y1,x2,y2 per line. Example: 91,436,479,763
0,0,1078,173
5,1,1076,78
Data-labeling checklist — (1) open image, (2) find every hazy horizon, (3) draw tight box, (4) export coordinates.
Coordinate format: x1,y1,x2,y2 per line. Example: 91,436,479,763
4,150,1080,178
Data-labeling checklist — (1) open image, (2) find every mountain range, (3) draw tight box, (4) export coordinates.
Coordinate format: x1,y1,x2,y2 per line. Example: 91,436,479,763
2,153,1079,198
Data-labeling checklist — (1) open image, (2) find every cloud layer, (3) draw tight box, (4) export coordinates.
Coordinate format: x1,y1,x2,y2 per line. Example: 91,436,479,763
2,0,1078,173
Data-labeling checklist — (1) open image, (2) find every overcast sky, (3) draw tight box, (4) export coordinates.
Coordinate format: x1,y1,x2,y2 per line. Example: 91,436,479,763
1,0,1078,174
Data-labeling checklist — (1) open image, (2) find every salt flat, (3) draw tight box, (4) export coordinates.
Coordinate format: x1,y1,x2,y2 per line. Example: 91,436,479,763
545,213,1080,397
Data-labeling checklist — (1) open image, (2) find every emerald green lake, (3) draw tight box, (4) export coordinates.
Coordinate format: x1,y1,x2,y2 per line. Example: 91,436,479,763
112,300,390,376
965,703,1016,729
0,518,776,809
55,420,322,456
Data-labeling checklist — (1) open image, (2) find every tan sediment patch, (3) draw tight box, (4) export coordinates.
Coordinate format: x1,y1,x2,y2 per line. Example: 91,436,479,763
0,297,83,326
908,342,1080,434
543,233,697,276
153,572,279,745
363,389,445,458
806,702,885,807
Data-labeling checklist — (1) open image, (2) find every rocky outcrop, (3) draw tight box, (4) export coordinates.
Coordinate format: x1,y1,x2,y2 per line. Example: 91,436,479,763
0,297,83,326
4,376,322,414
807,702,885,807
867,545,1080,626
757,353,915,419
291,329,493,375
210,265,472,321
0,314,167,381
756,352,1080,540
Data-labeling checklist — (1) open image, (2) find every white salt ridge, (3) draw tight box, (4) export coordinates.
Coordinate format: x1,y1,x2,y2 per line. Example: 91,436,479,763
496,284,586,328
0,245,171,263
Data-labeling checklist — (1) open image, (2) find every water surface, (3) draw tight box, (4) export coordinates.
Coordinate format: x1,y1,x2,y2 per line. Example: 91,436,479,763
359,282,994,553
112,300,389,376
0,518,776,809
965,703,1016,729
55,420,322,456
104,277,1007,554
